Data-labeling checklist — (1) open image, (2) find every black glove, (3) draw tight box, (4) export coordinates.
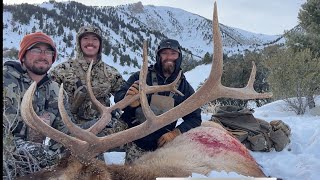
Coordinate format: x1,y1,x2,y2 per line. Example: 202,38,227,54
107,108,122,128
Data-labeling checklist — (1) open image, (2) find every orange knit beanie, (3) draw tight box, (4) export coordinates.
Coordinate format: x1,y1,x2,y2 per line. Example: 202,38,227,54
18,32,57,62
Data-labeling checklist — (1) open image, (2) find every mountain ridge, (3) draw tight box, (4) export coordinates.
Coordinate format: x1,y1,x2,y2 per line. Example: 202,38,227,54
3,1,285,76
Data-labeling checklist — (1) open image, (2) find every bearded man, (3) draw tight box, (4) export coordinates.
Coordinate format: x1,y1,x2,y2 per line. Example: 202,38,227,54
3,32,72,178
114,39,202,163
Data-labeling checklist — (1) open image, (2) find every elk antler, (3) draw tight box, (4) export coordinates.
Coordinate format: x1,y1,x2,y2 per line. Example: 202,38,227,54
20,2,272,163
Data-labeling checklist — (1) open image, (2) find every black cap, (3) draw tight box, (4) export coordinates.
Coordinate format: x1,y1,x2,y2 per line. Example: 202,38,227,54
157,39,181,54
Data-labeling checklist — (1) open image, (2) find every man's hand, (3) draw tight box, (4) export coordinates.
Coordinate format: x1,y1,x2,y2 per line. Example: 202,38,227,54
125,81,140,107
157,128,181,147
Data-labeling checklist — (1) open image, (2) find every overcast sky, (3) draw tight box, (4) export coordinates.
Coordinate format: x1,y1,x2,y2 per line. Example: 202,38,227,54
4,0,306,35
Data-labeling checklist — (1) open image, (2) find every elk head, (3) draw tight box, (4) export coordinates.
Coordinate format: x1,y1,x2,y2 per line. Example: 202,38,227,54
19,2,271,179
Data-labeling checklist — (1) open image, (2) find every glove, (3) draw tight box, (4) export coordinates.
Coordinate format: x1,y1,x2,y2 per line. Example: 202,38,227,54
108,108,123,128
157,128,181,147
125,81,140,108
111,108,122,119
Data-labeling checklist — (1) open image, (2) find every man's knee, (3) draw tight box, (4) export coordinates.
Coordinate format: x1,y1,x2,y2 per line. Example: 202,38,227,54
125,142,146,164
102,119,128,135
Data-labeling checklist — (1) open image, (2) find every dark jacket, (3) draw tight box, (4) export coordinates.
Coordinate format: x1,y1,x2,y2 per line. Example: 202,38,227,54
114,62,202,151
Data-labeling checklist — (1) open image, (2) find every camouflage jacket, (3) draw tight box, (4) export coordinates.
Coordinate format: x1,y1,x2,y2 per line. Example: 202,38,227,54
3,61,70,175
50,58,125,123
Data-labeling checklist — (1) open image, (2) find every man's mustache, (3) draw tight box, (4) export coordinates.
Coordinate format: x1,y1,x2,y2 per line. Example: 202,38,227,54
85,45,97,48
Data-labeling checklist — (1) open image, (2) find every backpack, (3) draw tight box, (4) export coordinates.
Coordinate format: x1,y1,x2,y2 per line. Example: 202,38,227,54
210,105,291,152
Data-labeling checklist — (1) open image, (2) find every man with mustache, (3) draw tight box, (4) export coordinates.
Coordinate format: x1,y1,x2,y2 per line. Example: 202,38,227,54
114,39,202,163
50,26,127,154
3,32,72,177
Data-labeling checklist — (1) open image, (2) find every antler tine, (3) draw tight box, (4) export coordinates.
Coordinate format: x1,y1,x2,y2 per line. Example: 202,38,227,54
20,83,37,131
57,83,99,142
140,41,157,123
210,1,223,85
207,2,272,99
241,61,272,98
20,82,88,156
86,60,109,114
85,60,113,135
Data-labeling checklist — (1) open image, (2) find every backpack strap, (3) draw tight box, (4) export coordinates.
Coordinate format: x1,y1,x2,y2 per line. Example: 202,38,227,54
151,70,158,86
150,71,181,97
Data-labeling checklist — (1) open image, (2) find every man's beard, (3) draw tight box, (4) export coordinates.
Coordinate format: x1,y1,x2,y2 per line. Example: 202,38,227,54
162,60,175,75
24,59,51,75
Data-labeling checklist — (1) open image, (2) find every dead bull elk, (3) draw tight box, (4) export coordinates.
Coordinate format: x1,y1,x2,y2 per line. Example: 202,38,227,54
19,2,271,179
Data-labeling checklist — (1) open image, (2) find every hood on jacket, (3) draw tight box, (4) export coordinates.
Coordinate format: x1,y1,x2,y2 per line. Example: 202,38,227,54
4,60,26,74
76,25,103,60
154,39,183,78
4,60,50,87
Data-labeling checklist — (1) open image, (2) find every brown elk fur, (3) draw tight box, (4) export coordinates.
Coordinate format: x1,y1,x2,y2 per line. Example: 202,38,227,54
133,121,265,177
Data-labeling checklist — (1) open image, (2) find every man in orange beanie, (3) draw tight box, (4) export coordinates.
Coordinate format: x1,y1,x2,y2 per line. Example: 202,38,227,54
18,31,57,63
3,32,72,178
17,31,57,82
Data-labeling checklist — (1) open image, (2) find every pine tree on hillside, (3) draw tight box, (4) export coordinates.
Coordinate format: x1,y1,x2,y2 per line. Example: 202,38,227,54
264,47,320,114
299,0,320,34
282,0,320,109
202,52,212,65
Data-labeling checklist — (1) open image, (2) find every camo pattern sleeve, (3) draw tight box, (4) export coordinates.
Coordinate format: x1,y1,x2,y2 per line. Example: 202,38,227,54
104,64,126,96
49,62,65,85
3,66,26,139
3,65,64,177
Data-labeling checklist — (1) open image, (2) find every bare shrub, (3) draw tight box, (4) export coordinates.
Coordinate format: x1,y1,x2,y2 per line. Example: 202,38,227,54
201,101,221,114
3,93,41,179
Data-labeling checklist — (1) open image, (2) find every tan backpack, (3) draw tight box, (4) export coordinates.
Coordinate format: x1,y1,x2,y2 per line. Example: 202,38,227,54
210,105,291,152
